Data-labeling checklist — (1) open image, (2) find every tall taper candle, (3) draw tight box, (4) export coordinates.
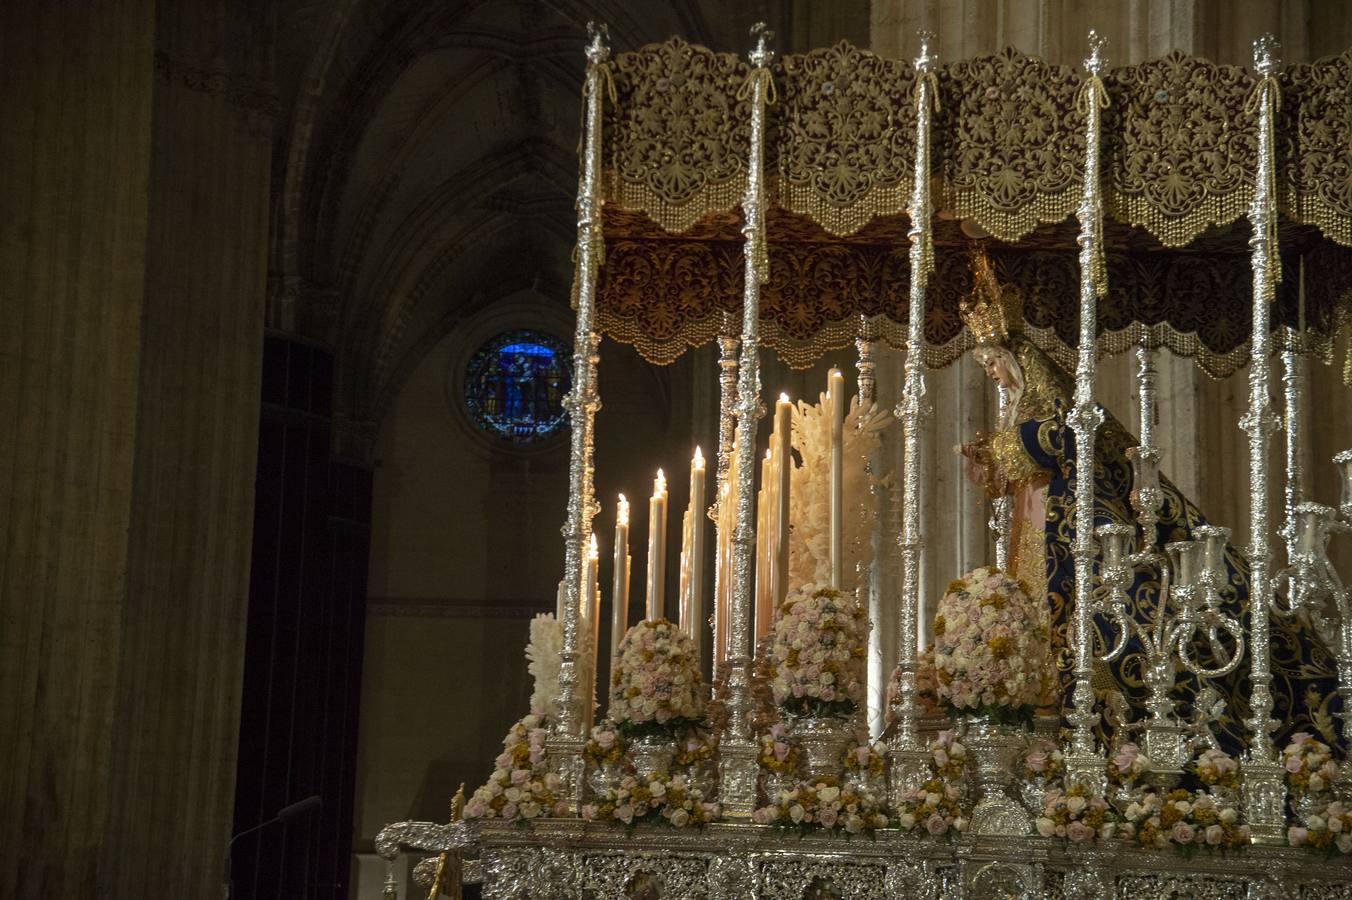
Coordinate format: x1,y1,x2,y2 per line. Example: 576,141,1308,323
612,495,631,656
828,368,845,588
755,449,774,641
774,394,792,606
584,533,600,728
646,469,668,621
716,478,732,666
685,447,707,655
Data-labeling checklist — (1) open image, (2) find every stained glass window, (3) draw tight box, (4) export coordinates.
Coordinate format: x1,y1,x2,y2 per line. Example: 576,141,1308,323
463,330,571,443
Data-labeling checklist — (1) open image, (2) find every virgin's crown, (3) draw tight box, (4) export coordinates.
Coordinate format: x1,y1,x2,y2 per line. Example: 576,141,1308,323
959,250,1023,346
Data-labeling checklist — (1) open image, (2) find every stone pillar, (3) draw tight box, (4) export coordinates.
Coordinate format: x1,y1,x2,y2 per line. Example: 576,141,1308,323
0,1,273,896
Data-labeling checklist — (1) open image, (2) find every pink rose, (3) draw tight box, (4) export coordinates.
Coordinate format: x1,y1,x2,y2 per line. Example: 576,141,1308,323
1025,749,1048,773
773,741,789,761
926,814,948,836
511,768,530,785
1066,822,1094,843
818,808,839,828
1286,756,1304,773
1205,825,1224,845
501,802,518,820
1170,822,1196,844
1288,826,1308,846
855,747,871,766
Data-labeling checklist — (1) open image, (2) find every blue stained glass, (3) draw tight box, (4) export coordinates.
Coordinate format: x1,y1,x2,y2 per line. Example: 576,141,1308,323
463,330,571,444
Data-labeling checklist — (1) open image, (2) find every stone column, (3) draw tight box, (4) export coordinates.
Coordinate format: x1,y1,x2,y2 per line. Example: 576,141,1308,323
0,1,273,896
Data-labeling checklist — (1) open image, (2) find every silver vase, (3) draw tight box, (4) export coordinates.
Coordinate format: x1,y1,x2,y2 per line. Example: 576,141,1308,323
964,718,1033,836
628,733,676,781
588,760,625,797
792,716,851,782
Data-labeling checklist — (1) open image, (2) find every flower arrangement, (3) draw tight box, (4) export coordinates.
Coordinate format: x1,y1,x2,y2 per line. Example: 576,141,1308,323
929,729,968,781
768,584,868,718
674,727,717,768
1035,784,1115,843
464,711,563,822
932,567,1049,723
1281,732,1338,795
609,619,704,736
1192,748,1240,791
1288,799,1352,855
842,740,887,779
582,772,719,828
1119,789,1250,852
1106,742,1152,786
897,776,968,837
1022,739,1065,782
753,776,891,834
757,723,801,775
584,720,626,766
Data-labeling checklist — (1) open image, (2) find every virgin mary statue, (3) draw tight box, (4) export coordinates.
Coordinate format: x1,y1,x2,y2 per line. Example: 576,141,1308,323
956,251,1339,753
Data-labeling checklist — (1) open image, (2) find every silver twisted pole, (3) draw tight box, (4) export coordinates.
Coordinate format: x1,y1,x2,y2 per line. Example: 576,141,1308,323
709,312,739,675
888,29,937,807
717,22,774,819
1240,32,1288,844
1064,30,1109,779
546,21,611,813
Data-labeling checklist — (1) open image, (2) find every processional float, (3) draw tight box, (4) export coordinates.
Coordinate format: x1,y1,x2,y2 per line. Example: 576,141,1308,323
379,23,1352,899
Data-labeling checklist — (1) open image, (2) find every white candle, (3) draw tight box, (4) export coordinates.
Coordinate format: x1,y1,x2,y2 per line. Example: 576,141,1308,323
755,448,774,642
611,495,630,656
684,447,706,656
555,578,566,622
584,533,600,728
715,477,732,667
646,469,668,621
774,394,792,607
828,368,845,588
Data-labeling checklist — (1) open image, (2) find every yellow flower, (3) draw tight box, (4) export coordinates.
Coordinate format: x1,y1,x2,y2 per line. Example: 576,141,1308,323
933,615,946,637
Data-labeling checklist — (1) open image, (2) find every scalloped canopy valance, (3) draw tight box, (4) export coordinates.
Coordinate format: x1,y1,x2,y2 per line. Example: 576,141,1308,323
593,39,1352,375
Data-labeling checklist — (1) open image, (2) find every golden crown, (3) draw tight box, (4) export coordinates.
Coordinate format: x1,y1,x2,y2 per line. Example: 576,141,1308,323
958,249,1023,347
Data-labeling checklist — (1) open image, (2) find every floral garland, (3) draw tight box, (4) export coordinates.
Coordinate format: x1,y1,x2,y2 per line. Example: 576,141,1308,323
1106,742,1153,787
582,772,719,828
932,567,1049,723
1288,799,1352,855
1022,739,1065,782
758,723,801,775
584,720,626,766
1192,747,1240,791
897,776,968,837
753,776,890,833
1282,732,1337,795
609,619,704,737
1036,784,1116,842
768,584,868,719
896,731,970,838
464,711,563,822
1119,789,1250,852
842,739,888,779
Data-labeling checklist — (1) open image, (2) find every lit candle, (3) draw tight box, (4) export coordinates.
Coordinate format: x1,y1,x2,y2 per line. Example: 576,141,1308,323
828,368,845,588
646,469,668,621
584,533,600,728
774,394,792,607
611,495,631,656
684,448,707,655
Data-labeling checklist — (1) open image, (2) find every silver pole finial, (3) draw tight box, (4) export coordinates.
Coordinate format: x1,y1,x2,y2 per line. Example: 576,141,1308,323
1085,30,1108,75
916,30,937,72
1254,33,1282,76
749,22,775,68
585,21,611,65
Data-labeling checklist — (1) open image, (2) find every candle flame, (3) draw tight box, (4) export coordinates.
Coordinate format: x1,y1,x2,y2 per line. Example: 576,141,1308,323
588,532,598,558
693,445,705,469
617,493,629,526
655,468,666,494
779,392,790,403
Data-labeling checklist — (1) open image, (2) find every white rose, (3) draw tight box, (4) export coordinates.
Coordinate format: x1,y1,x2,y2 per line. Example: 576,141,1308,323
1066,796,1087,815
1308,815,1326,831
1036,817,1056,837
897,812,916,829
504,787,523,802
1219,807,1238,824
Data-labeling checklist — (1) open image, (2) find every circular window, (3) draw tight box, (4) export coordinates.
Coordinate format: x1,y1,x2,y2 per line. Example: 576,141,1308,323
463,330,572,444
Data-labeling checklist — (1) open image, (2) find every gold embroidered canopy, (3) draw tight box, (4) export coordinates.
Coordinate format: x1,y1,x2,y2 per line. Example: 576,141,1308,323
593,39,1352,375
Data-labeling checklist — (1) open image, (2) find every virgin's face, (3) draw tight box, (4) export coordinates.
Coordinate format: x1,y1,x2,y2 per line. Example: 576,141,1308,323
980,351,1017,390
